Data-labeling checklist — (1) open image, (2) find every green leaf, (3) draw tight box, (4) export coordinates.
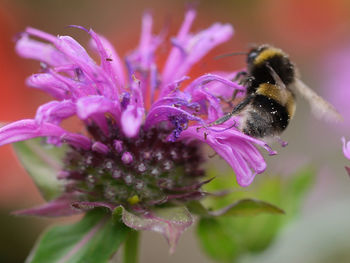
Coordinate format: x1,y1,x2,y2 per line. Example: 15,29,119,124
13,138,67,200
210,198,285,217
186,201,210,217
27,209,129,263
197,167,315,262
187,199,284,217
240,200,350,263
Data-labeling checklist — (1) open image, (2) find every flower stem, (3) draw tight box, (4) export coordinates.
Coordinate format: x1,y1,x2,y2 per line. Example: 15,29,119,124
123,230,140,263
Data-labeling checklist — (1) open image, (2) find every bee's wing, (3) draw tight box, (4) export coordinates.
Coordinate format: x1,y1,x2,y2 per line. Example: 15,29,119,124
293,79,343,122
266,64,287,90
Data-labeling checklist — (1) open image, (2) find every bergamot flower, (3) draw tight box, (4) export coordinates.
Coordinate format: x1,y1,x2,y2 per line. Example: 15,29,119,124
0,9,276,251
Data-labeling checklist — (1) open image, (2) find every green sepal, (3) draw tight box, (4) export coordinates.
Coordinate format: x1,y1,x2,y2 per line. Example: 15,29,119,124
113,205,193,253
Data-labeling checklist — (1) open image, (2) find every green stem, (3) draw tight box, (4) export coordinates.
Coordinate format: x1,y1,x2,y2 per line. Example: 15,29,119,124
123,230,140,263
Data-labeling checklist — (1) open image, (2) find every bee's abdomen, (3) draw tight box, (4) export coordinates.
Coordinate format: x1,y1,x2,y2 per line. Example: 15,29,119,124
241,95,290,138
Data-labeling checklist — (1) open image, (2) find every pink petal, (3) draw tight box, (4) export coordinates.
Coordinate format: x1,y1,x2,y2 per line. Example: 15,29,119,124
342,137,350,160
161,15,233,85
121,104,144,137
26,73,70,99
76,95,120,121
185,73,244,94
0,119,91,149
144,105,203,130
89,31,126,89
35,100,76,125
16,34,69,66
179,125,272,187
162,9,197,85
0,119,66,146
204,71,245,100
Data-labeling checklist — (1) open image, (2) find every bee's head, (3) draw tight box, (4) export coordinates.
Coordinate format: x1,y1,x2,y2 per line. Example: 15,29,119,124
246,45,270,65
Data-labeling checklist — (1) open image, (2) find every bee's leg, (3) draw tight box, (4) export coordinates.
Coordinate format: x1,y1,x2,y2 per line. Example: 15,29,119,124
240,76,255,87
210,96,252,126
210,112,234,126
231,89,239,101
233,71,248,82
219,89,240,108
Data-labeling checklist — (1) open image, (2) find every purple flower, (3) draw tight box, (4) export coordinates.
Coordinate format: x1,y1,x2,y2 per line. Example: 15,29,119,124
341,137,350,175
1,10,276,251
322,45,350,127
342,137,350,160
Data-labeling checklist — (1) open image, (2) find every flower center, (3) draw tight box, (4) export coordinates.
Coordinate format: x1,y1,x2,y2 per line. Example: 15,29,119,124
63,120,206,208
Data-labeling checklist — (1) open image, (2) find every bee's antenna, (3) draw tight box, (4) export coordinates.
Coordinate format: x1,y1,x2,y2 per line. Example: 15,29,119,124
214,52,248,60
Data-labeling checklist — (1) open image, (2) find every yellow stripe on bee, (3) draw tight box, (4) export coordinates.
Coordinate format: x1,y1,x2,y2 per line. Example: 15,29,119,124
287,97,296,119
254,48,284,65
256,83,295,118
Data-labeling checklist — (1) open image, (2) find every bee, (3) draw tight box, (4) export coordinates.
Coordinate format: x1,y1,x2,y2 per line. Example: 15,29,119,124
211,44,342,143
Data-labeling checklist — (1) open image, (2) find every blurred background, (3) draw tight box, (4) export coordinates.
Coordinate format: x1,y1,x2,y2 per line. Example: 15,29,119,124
1,0,350,262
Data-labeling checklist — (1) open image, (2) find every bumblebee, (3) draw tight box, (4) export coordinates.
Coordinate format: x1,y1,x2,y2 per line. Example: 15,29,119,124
212,44,342,142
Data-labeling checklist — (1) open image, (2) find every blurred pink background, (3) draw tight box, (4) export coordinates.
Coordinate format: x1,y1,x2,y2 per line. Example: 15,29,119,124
1,0,350,262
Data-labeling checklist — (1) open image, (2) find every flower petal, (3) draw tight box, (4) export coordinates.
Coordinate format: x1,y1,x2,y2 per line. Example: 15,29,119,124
35,100,76,125
345,166,350,176
0,119,66,146
76,95,120,121
121,104,144,137
26,73,70,99
16,33,69,66
162,15,233,85
121,79,145,137
162,9,197,85
60,133,91,150
342,137,350,160
0,119,91,149
191,89,223,122
179,126,273,187
144,105,203,130
54,36,114,98
204,71,245,100
159,76,190,98
89,31,126,89
185,73,244,94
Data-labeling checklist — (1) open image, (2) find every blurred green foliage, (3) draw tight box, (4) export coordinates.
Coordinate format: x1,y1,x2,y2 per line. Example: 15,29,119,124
13,139,67,201
196,168,315,262
28,209,128,263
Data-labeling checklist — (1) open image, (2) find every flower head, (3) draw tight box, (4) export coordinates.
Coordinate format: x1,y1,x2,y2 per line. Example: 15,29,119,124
1,9,275,251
